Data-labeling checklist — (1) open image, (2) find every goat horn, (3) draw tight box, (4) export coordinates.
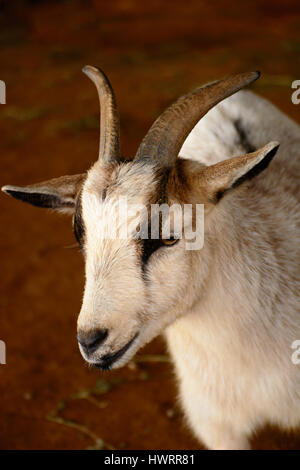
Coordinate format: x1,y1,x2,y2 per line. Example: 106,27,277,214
135,71,260,167
82,65,121,163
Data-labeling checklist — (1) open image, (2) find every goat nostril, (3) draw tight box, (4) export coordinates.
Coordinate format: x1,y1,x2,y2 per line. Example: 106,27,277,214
77,329,108,354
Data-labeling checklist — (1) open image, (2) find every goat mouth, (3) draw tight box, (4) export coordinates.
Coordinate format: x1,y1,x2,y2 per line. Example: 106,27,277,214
91,332,139,370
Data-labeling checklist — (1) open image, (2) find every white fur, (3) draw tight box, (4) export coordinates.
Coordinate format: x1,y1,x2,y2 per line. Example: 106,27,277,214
77,90,300,449
167,90,300,449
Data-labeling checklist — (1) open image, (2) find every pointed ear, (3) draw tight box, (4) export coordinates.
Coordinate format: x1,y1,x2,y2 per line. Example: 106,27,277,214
197,141,280,203
1,174,85,213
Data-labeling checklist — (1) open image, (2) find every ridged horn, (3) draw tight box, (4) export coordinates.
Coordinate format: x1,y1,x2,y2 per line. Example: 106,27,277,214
82,65,121,163
135,71,260,167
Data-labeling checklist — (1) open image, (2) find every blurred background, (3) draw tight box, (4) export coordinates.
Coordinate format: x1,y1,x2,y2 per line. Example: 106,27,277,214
0,0,300,450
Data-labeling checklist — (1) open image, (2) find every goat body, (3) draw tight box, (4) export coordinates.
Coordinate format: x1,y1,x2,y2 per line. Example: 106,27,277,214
167,90,300,449
2,69,300,450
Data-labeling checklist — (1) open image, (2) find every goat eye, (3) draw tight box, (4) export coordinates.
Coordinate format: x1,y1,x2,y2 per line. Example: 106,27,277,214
162,237,179,246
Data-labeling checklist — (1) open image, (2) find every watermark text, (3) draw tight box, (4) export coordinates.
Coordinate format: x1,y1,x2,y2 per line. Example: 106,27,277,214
291,340,300,365
0,80,6,104
0,340,6,364
291,80,300,105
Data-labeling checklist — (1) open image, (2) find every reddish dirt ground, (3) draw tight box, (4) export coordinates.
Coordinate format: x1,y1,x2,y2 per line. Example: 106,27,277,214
0,0,300,450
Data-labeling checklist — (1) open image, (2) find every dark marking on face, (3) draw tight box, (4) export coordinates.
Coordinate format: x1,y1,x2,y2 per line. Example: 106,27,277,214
141,238,165,265
73,192,85,252
138,167,176,269
234,119,256,154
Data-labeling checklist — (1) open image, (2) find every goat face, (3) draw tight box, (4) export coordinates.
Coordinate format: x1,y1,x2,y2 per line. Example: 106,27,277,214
2,66,279,369
76,158,200,369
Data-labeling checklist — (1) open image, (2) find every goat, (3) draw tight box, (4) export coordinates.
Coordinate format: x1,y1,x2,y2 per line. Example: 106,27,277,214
2,66,300,450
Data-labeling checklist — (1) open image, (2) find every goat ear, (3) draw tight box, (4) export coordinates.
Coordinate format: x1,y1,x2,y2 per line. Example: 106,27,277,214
1,174,85,213
199,141,279,202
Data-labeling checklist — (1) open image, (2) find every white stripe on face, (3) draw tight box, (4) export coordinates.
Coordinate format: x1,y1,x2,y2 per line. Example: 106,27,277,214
77,161,157,346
